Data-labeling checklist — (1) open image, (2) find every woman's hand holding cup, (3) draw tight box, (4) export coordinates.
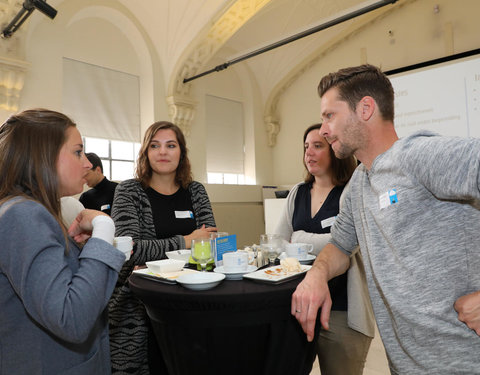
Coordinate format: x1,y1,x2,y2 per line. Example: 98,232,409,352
68,209,109,243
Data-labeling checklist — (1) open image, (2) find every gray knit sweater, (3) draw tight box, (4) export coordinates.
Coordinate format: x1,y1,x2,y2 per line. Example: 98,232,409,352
332,131,480,374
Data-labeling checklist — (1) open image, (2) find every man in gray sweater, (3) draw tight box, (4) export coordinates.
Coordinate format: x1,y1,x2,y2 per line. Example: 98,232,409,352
292,64,480,374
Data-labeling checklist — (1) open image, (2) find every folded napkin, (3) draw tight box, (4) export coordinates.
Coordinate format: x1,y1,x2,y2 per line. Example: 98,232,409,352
149,268,197,280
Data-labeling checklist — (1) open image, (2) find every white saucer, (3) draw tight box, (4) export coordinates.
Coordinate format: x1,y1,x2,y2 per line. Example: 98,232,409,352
279,253,316,265
176,272,225,291
214,265,258,280
297,254,316,264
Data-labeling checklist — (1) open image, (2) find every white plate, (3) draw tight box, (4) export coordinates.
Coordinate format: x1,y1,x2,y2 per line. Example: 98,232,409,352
213,265,258,280
243,265,311,284
279,253,316,265
176,272,226,291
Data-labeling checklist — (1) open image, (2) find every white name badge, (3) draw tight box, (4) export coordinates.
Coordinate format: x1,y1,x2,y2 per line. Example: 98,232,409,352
321,216,336,229
379,189,398,209
101,204,111,211
175,210,194,219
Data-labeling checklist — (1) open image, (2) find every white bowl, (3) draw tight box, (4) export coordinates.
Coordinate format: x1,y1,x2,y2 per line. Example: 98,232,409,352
165,249,191,263
146,259,186,274
176,272,225,291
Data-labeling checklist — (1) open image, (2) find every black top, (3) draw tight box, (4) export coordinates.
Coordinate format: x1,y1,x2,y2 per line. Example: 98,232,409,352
292,182,348,311
79,177,118,215
146,187,196,239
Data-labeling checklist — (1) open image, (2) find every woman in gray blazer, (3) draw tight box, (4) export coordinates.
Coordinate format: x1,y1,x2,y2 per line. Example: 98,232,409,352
0,109,125,375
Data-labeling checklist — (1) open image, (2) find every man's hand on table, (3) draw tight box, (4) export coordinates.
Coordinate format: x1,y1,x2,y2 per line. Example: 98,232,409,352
454,290,480,336
291,265,332,342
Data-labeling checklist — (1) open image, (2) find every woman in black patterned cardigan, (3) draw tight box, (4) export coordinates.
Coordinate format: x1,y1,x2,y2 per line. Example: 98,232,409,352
109,121,217,374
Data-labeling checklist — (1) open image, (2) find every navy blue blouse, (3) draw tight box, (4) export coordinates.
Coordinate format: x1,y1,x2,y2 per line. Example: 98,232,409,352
292,182,348,311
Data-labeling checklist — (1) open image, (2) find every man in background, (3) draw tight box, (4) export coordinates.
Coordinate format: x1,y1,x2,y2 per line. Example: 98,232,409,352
80,153,118,216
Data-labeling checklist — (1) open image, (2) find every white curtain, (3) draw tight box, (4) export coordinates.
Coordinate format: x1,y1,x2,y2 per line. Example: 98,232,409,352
62,58,141,142
206,95,244,174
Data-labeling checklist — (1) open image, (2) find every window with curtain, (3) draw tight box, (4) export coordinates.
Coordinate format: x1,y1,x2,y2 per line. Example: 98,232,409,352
206,95,245,184
62,58,141,181
62,57,141,142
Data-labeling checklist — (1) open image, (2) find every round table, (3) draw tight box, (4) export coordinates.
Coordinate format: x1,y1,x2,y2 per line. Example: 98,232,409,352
128,272,319,375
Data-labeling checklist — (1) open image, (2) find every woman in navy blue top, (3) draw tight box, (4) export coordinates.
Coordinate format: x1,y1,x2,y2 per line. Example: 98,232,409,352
276,123,374,375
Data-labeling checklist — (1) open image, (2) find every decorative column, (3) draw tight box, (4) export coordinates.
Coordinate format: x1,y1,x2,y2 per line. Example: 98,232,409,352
166,95,196,136
264,115,280,147
0,0,30,112
0,56,29,111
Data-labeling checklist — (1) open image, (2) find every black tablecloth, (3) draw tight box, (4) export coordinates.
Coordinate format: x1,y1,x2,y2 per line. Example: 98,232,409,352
128,272,320,375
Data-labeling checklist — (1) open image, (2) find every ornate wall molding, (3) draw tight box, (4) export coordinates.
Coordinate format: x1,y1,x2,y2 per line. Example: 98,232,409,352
0,56,29,111
167,0,273,133
264,115,280,147
166,95,196,136
0,0,30,111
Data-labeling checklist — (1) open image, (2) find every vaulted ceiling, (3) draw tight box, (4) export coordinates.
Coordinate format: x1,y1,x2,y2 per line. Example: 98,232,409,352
113,0,404,103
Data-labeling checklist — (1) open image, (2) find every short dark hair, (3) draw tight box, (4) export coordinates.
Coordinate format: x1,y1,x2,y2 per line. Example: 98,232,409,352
302,123,357,186
85,152,103,173
318,64,394,122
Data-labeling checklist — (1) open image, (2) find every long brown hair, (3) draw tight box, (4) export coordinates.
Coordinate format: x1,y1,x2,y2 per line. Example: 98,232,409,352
136,121,193,189
303,123,357,186
0,108,76,230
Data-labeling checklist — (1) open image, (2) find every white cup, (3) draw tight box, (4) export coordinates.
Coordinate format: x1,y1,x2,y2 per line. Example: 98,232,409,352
114,236,133,261
238,249,255,265
285,243,313,260
222,251,249,272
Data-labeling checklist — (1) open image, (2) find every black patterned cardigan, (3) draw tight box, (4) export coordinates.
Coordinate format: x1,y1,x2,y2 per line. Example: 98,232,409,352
109,179,216,374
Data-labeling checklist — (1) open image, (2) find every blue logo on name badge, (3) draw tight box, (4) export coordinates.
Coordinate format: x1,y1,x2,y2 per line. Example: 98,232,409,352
389,189,398,204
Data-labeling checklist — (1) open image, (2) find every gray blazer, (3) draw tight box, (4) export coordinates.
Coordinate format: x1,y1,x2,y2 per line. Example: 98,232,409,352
0,198,124,374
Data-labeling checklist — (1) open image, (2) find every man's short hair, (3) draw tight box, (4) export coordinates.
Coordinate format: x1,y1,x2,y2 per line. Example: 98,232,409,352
86,152,103,173
318,64,395,122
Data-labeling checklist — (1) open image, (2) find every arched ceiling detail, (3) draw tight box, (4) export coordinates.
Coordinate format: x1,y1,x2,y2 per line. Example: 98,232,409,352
167,0,273,99
166,0,274,135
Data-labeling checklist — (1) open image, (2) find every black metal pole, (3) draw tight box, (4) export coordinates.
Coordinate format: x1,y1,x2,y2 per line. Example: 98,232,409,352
183,0,397,83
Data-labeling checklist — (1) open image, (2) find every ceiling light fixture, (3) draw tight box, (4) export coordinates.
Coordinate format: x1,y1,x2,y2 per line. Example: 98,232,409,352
1,0,57,39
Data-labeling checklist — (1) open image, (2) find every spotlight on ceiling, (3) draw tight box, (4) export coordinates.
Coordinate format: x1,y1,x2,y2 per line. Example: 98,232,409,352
1,0,57,39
